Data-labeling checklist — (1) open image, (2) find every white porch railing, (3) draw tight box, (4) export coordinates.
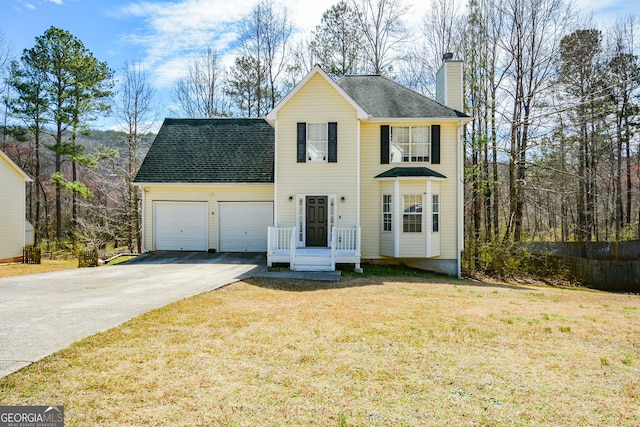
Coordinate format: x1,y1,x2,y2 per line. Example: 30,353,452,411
330,227,337,270
267,226,293,252
289,226,297,266
335,226,361,255
267,225,361,270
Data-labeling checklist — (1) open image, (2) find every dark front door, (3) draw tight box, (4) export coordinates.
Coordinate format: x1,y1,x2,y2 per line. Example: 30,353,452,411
306,196,328,247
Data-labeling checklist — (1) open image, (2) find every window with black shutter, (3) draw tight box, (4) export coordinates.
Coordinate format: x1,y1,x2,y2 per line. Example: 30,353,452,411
380,125,390,164
431,125,440,164
328,122,337,163
297,122,306,163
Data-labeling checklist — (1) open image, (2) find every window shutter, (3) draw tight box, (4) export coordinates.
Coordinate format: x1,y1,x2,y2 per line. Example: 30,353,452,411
431,125,440,164
297,122,306,163
380,125,390,164
328,122,338,163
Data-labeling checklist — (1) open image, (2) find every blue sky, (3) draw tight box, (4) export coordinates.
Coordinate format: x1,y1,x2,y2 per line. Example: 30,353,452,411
0,0,637,130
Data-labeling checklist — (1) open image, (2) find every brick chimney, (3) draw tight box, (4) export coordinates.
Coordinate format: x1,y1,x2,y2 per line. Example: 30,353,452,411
436,53,464,112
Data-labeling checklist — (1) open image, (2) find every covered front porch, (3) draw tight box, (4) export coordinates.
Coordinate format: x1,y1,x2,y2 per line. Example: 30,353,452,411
267,226,361,272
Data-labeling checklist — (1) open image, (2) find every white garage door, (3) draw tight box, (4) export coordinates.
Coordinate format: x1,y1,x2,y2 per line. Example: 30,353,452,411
154,202,208,251
219,202,273,252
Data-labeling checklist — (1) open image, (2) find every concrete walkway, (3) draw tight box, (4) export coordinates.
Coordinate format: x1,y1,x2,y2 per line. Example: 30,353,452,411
0,252,266,377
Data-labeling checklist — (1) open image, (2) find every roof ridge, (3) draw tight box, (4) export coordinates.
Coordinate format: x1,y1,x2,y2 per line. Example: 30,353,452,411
164,117,267,121
336,74,468,118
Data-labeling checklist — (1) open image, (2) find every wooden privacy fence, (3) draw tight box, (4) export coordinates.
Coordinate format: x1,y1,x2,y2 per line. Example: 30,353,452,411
23,247,41,264
526,241,640,293
527,241,640,260
78,250,99,267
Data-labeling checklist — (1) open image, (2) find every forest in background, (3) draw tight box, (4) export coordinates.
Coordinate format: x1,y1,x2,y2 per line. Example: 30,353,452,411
0,0,638,276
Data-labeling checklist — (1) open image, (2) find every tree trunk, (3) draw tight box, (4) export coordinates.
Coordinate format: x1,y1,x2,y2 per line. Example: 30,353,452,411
34,127,41,245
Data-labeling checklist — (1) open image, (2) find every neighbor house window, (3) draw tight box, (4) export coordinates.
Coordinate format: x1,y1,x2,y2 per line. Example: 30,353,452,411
390,126,430,163
432,194,439,232
403,194,422,232
307,123,328,161
382,195,392,232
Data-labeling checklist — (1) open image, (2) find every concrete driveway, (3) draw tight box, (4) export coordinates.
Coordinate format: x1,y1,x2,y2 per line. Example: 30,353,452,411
0,252,266,378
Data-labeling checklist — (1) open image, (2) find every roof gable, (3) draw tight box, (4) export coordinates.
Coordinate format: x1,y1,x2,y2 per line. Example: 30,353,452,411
336,75,469,119
0,150,32,182
134,118,274,184
266,65,368,123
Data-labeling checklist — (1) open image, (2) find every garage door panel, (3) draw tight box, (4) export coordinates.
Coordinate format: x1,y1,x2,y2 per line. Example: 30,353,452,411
154,202,208,251
219,203,273,252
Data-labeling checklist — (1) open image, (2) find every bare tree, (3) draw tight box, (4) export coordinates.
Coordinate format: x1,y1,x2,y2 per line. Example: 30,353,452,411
173,48,229,117
283,37,317,91
114,61,156,252
499,0,575,242
1,30,15,148
606,16,640,240
422,0,462,80
351,0,409,75
461,0,510,256
229,0,292,116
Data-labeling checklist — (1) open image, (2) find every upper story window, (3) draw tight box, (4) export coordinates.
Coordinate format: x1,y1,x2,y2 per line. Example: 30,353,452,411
297,122,337,163
390,126,430,163
307,123,328,162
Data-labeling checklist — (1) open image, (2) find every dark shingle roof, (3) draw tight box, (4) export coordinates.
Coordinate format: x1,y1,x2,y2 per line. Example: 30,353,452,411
375,167,447,179
336,75,468,119
134,118,274,184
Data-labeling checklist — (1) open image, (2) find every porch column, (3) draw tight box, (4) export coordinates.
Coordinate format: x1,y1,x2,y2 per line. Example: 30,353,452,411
393,180,401,257
426,181,432,257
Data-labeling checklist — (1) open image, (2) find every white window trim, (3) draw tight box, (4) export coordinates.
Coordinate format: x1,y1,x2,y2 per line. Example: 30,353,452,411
432,194,440,233
307,122,328,162
402,194,423,233
295,194,338,247
390,125,431,163
382,194,392,232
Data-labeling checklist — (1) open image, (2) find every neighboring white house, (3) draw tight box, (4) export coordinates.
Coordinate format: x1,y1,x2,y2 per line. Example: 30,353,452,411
134,57,471,276
0,150,33,263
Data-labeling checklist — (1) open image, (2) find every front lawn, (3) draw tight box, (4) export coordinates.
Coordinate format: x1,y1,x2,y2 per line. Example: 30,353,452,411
1,275,638,426
0,259,77,278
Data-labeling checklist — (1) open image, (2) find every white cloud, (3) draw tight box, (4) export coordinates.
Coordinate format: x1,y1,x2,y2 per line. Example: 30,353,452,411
115,0,434,92
47,0,64,4
25,3,35,9
116,0,258,88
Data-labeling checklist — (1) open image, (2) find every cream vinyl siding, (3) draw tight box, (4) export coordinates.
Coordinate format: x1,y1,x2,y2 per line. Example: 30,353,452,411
0,158,27,261
360,121,459,260
275,73,359,229
436,61,464,112
141,184,273,252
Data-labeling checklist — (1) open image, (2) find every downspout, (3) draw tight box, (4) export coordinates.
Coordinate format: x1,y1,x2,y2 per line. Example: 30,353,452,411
394,179,401,257
140,186,147,252
273,120,278,227
356,120,361,227
457,123,464,278
426,181,432,258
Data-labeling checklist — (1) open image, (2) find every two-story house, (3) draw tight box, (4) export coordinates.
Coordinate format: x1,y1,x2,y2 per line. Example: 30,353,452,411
0,150,33,263
134,57,470,277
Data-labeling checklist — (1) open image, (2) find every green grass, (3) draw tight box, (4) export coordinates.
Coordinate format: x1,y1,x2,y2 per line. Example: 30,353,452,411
105,255,137,266
0,273,639,426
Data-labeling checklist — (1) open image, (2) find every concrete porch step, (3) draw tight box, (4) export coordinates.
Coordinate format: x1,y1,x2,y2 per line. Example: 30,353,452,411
291,264,334,272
